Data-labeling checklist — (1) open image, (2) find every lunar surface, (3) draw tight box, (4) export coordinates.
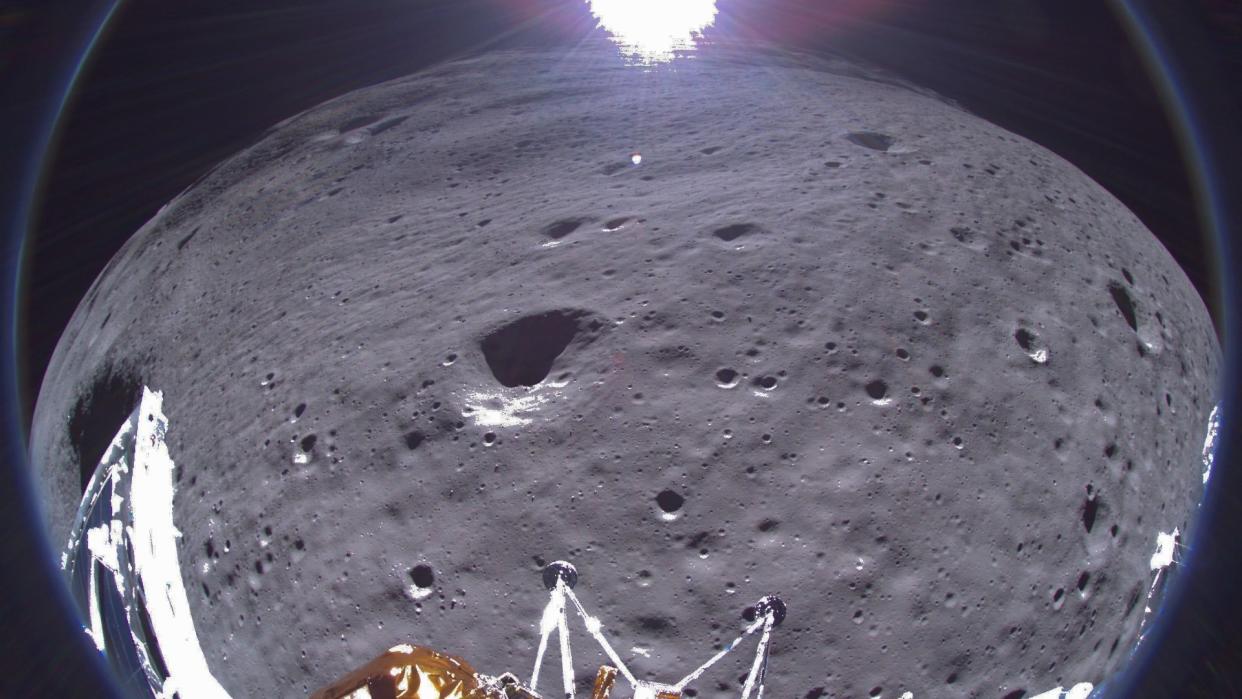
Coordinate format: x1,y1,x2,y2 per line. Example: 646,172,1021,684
31,46,1220,698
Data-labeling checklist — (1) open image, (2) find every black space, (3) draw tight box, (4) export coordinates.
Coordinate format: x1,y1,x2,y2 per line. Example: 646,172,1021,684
2,0,1241,697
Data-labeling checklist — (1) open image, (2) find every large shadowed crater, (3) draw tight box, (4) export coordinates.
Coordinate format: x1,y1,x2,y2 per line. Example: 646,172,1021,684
481,309,604,387
712,223,765,242
845,131,895,152
69,364,143,491
1107,281,1138,332
542,218,590,241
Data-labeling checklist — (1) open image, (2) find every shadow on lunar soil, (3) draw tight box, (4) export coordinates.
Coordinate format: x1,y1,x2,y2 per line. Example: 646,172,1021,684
69,364,142,492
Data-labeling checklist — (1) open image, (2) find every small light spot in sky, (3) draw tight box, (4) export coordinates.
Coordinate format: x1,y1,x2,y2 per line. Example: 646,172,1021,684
587,0,718,64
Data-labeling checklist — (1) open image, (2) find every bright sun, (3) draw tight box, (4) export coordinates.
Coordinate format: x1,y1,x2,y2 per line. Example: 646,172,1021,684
586,0,718,63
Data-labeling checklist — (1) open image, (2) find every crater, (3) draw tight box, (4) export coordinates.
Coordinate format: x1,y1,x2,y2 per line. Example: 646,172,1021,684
865,380,889,400
1108,281,1138,331
845,131,895,152
753,375,778,390
542,219,588,240
712,223,764,242
656,489,685,514
603,217,632,231
177,227,199,251
1015,328,1036,351
1082,492,1100,533
1014,327,1049,363
715,368,740,388
636,615,672,632
950,227,975,245
408,564,434,589
481,310,598,387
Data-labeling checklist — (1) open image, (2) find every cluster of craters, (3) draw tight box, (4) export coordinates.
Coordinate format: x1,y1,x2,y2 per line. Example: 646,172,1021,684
32,47,1219,699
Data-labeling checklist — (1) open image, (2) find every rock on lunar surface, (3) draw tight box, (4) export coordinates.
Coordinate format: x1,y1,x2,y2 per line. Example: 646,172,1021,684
31,46,1220,698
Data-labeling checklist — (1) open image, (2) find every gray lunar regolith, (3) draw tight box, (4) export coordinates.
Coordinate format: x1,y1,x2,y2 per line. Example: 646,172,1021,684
31,46,1221,698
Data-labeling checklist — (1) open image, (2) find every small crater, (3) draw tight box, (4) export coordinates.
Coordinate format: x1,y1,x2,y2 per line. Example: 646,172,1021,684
1108,282,1138,332
542,219,587,240
1124,584,1142,617
299,434,317,452
409,564,434,588
753,375,778,390
757,518,779,532
845,131,895,152
656,489,685,514
1002,690,1027,699
865,380,888,400
404,431,426,450
293,403,306,418
1014,328,1035,351
1077,571,1091,592
177,227,199,251
715,368,740,388
712,223,764,242
1082,493,1100,533
1014,327,1049,363
950,226,975,244
482,432,497,446
636,615,672,632
929,365,945,378
604,217,632,231
700,146,722,155
601,162,628,175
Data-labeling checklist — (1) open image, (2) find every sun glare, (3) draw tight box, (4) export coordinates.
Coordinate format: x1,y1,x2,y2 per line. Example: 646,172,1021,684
586,0,718,63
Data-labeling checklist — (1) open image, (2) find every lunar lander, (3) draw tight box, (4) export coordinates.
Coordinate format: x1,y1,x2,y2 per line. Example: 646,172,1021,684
311,561,785,699
60,387,785,699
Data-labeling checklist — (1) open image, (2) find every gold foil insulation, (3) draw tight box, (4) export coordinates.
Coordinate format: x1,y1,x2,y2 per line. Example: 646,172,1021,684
590,666,618,699
311,644,491,699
